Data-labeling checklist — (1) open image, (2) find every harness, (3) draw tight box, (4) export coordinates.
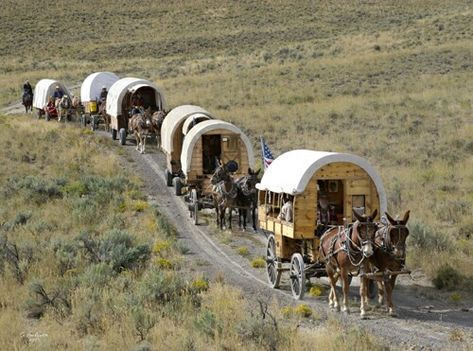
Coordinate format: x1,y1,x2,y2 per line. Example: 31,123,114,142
321,221,375,268
215,180,238,200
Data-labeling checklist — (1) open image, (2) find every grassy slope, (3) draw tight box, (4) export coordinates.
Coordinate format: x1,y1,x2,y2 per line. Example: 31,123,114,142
0,116,387,349
0,0,472,306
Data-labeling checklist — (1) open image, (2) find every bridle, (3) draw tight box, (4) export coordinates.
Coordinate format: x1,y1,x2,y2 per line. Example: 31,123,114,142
376,223,408,262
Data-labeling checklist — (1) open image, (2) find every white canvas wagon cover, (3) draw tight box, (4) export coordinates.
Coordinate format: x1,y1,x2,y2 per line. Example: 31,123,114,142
80,72,119,103
161,105,214,154
256,149,387,213
182,113,212,135
33,79,70,109
106,77,166,118
181,120,255,176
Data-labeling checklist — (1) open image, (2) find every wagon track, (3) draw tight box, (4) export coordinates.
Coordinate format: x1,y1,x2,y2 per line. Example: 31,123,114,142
116,136,473,350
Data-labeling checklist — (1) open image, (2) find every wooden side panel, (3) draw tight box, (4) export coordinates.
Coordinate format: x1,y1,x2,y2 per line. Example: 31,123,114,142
275,233,300,260
293,180,316,239
171,128,184,173
190,138,203,176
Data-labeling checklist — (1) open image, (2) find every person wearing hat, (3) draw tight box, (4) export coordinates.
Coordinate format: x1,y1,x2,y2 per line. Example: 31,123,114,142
53,85,64,100
99,85,108,101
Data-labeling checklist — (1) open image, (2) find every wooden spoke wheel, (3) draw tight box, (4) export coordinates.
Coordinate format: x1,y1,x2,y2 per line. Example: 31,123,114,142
290,253,305,300
266,234,282,288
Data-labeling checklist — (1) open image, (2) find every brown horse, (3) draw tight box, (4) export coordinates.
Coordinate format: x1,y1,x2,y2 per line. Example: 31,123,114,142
98,99,110,131
22,92,33,113
236,168,260,231
210,161,237,230
319,209,378,318
371,210,410,317
71,96,83,121
151,110,166,148
129,108,153,154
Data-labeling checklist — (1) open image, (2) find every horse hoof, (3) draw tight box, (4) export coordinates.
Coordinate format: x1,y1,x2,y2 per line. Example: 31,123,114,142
360,311,368,319
388,310,397,317
342,308,350,314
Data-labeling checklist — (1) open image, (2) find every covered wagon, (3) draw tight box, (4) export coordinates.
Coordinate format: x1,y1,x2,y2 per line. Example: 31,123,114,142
160,105,214,186
32,79,71,120
80,72,119,130
178,119,255,224
106,77,167,144
256,150,386,299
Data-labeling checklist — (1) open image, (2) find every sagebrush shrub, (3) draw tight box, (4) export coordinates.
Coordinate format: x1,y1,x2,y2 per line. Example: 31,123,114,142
433,265,463,290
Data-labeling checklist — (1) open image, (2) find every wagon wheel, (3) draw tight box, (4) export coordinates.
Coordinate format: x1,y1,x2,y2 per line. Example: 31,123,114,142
290,253,305,300
190,189,198,225
266,234,282,288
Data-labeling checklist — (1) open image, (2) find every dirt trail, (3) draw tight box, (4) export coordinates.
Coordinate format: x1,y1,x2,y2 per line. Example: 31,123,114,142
2,108,472,349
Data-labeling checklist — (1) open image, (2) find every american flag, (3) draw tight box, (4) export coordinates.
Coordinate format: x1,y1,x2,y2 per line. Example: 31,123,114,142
260,136,274,170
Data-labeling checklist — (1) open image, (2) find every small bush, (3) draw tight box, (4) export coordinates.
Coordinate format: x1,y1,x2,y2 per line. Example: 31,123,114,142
308,284,325,297
449,292,462,303
251,257,266,268
237,246,249,256
191,277,209,293
153,241,171,255
155,257,173,269
432,265,463,290
132,200,149,212
294,304,313,318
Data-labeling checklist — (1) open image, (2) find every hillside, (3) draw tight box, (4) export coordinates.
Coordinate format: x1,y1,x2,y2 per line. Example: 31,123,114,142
0,0,473,348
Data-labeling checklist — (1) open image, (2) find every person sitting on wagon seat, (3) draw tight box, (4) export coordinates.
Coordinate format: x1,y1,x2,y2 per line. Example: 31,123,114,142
53,85,64,100
278,195,293,222
316,195,334,236
99,86,108,102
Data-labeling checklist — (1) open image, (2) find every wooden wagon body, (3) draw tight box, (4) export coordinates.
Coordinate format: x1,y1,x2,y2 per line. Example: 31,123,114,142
160,105,214,186
106,77,167,144
32,79,71,119
179,119,255,224
80,72,119,129
256,149,387,298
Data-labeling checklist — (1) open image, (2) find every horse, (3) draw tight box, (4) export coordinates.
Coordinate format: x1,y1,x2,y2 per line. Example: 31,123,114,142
129,108,153,154
210,160,237,230
319,209,378,318
22,92,33,113
71,96,83,122
151,110,166,148
235,168,260,231
56,95,71,122
98,98,110,131
371,210,410,317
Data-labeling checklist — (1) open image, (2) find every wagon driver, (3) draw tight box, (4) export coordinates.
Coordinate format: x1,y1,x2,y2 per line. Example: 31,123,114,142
99,86,108,103
53,85,64,101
